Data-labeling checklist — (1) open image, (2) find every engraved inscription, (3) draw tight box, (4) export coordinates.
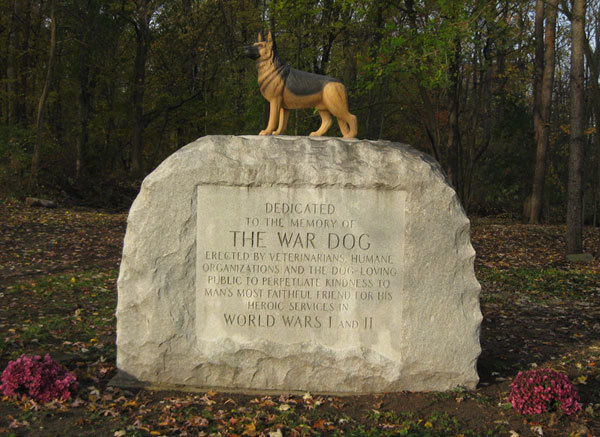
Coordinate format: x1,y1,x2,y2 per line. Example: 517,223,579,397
196,186,405,350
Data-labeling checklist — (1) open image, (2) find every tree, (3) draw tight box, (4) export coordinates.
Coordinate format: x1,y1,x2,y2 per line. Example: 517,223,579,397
0,0,596,221
528,0,558,224
583,4,600,228
566,0,586,255
31,0,56,183
6,0,22,126
71,0,100,183
6,0,34,127
128,0,155,179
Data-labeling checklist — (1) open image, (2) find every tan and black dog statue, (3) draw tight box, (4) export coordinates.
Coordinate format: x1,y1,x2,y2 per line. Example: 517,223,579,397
244,32,358,138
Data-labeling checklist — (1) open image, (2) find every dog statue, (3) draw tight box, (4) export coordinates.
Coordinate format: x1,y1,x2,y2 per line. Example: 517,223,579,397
244,32,358,138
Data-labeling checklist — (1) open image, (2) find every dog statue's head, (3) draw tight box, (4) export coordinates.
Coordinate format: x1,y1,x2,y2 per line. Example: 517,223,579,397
243,31,276,61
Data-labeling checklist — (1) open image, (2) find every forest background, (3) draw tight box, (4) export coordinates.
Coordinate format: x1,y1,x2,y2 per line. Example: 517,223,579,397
1,0,599,234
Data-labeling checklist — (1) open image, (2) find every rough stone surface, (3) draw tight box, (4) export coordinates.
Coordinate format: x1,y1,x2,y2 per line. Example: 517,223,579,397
114,135,482,394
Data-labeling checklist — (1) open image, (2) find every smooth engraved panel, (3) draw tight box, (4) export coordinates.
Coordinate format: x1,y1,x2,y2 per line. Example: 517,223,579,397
196,186,406,356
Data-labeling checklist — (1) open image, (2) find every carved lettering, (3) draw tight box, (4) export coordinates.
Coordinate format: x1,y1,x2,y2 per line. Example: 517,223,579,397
196,186,405,346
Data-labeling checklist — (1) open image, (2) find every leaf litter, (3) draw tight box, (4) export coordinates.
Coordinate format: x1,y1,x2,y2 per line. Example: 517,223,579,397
0,205,598,436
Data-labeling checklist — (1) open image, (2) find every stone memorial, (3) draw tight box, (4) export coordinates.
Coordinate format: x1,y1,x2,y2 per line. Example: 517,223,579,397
114,135,482,394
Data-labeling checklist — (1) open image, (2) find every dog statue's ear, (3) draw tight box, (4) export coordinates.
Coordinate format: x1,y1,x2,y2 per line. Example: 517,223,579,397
258,32,263,42
267,31,276,53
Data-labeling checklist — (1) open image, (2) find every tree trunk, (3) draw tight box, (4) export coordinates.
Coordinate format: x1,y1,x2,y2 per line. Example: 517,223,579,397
418,85,441,162
19,0,32,124
583,33,600,228
566,0,586,255
532,0,544,126
74,1,96,184
130,2,152,179
529,0,558,224
31,0,56,183
76,58,91,183
446,41,462,197
7,0,31,126
6,1,20,125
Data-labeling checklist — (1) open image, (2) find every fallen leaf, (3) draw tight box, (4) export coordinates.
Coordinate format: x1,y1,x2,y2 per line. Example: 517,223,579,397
313,418,327,431
9,418,30,429
576,375,588,384
185,416,207,428
530,425,543,436
122,400,138,408
200,394,215,405
71,397,86,407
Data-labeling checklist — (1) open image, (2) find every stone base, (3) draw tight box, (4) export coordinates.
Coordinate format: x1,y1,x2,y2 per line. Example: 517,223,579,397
115,135,482,394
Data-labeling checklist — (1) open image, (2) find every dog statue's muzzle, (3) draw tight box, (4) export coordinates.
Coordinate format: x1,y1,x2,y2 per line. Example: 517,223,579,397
243,45,260,60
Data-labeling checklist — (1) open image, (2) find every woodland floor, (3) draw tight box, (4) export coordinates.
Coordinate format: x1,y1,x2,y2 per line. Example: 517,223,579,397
0,202,599,436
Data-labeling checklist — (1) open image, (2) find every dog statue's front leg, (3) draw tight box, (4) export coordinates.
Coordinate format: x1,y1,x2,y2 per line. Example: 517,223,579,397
259,99,281,135
273,108,289,135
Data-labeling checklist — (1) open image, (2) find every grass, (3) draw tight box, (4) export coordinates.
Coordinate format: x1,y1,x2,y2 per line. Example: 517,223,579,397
1,270,117,365
477,265,599,303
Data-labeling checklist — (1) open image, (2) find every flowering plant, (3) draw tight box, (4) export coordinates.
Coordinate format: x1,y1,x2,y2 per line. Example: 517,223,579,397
508,368,582,415
0,354,78,403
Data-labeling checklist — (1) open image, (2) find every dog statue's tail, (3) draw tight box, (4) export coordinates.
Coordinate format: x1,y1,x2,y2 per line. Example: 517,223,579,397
323,82,358,138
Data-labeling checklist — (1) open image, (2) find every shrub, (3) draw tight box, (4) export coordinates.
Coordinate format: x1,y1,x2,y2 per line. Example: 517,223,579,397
508,369,582,415
0,354,78,403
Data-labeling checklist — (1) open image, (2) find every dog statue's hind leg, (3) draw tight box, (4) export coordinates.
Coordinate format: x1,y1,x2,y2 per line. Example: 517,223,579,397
336,113,357,138
321,82,358,138
310,110,333,136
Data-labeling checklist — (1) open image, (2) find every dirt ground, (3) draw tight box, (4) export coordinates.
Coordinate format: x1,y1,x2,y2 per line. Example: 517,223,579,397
0,202,598,436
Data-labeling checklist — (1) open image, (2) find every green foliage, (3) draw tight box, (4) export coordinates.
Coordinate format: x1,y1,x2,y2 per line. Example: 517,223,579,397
0,0,597,220
0,126,34,197
365,2,468,90
471,97,533,215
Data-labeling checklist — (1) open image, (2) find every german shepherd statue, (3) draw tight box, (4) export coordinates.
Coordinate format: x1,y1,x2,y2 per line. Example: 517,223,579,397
244,32,358,138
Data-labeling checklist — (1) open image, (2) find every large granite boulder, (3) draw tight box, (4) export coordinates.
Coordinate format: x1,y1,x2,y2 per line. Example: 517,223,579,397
114,135,482,393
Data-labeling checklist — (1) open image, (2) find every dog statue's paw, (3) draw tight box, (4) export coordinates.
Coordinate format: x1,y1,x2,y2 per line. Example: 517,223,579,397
259,130,271,136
